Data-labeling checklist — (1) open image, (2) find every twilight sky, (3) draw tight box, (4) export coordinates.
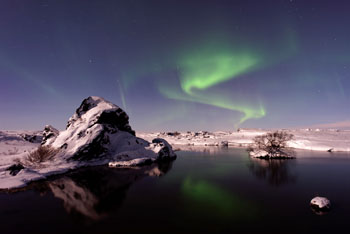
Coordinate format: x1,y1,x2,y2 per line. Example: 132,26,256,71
1,0,349,131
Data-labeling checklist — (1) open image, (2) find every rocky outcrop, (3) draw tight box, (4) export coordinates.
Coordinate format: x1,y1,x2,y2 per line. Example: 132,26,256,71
66,97,135,136
45,96,176,163
41,125,59,145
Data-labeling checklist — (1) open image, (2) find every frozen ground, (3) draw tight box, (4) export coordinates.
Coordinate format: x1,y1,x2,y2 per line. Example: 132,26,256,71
0,130,41,168
138,128,350,152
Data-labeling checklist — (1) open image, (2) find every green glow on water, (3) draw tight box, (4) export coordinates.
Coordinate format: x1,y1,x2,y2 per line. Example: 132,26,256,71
181,177,257,218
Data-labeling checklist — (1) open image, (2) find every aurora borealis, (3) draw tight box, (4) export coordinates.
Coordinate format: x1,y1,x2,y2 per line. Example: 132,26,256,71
1,0,350,131
161,42,266,125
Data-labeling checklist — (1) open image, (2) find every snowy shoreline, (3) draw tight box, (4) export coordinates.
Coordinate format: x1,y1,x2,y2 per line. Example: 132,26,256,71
138,128,350,153
1,127,350,190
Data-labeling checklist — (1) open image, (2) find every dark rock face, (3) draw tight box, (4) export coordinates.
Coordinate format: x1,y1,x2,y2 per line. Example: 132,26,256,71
41,125,59,145
72,128,110,161
96,111,135,136
75,97,98,118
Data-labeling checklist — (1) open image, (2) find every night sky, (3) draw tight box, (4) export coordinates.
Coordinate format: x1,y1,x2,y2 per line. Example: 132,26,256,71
1,0,350,131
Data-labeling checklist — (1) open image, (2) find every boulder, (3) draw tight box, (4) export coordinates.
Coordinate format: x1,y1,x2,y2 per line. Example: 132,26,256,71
310,196,331,210
151,138,176,161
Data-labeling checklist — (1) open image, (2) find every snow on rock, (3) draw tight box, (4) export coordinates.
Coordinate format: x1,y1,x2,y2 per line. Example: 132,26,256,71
45,96,137,160
0,96,176,190
45,96,176,162
151,138,176,160
310,196,331,210
41,125,59,145
109,158,153,167
109,138,176,167
249,150,268,158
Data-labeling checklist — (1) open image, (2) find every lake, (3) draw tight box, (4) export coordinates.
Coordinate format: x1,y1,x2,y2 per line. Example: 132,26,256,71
1,147,350,234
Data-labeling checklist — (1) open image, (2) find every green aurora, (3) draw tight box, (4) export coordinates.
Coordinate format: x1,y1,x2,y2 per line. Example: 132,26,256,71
179,52,258,94
158,45,266,126
118,29,298,128
111,28,299,129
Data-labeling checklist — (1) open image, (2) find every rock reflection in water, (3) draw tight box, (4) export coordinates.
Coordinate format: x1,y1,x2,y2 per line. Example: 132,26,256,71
27,162,173,220
248,158,296,186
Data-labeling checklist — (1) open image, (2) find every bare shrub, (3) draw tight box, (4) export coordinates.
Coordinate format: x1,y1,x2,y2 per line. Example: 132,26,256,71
25,146,59,164
249,131,295,158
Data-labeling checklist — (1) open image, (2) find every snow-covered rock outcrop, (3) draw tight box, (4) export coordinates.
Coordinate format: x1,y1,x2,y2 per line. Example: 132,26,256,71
0,96,176,190
44,96,176,162
41,125,59,145
310,196,331,215
310,196,331,210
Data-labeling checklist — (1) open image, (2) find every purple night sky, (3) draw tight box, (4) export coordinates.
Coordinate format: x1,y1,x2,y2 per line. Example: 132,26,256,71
1,0,349,131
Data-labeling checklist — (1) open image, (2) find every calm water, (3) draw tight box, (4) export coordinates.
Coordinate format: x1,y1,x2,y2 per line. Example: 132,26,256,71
1,148,350,234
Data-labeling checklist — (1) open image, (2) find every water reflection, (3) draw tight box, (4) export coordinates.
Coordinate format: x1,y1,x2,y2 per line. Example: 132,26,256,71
13,162,173,220
310,206,330,216
181,177,257,219
248,158,296,186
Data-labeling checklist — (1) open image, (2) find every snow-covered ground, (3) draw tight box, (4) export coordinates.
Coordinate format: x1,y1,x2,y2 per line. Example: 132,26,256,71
138,128,350,152
0,130,41,168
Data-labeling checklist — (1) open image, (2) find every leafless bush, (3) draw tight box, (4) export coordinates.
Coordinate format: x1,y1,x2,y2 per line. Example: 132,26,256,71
249,131,295,158
25,146,59,164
